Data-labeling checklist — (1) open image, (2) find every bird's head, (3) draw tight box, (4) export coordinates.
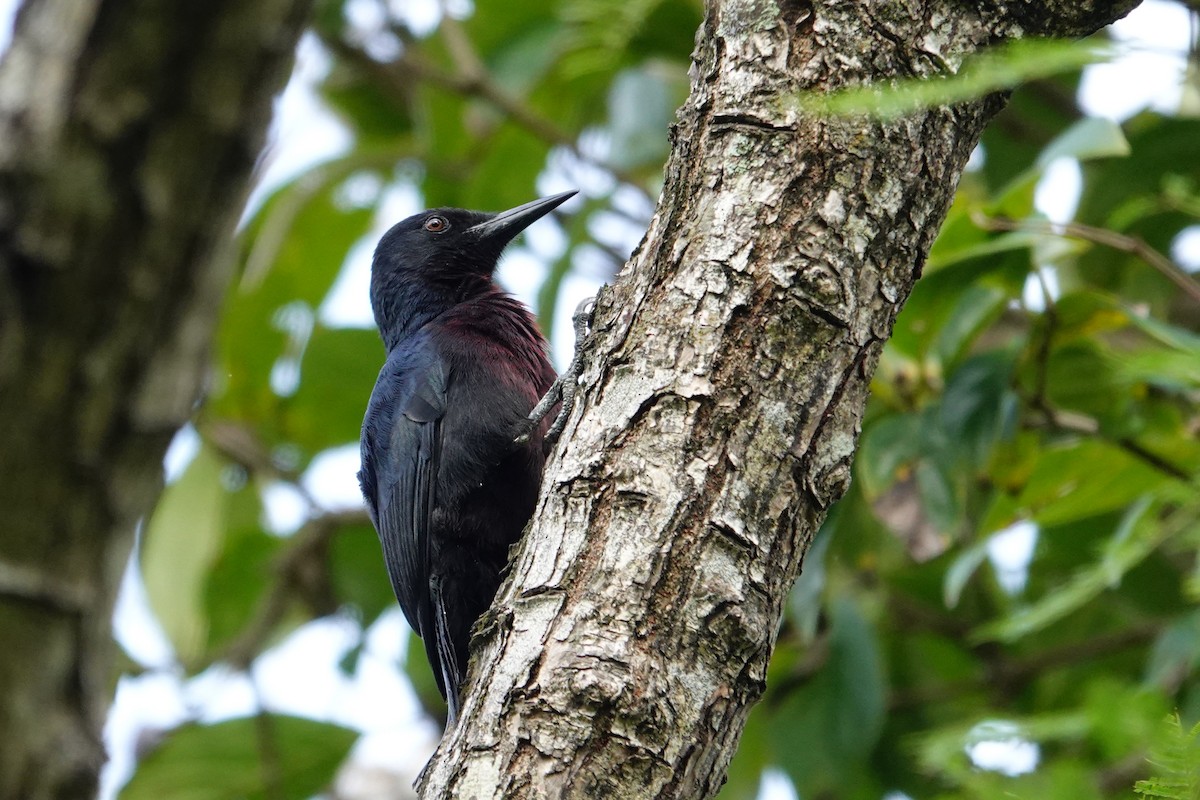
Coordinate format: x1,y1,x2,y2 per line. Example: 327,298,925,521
369,190,576,344
371,190,577,298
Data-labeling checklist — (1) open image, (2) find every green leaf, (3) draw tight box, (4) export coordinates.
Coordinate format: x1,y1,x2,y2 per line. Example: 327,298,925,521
1036,116,1130,167
281,326,384,455
322,67,414,145
977,71,1083,190
973,497,1160,642
1072,117,1200,310
856,413,922,499
937,351,1017,471
203,527,284,655
120,715,357,800
925,221,1041,273
1077,117,1200,230
213,171,375,460
488,21,567,95
788,526,831,642
626,0,702,61
1042,340,1134,425
1119,311,1200,394
1145,610,1200,691
772,599,885,796
792,39,1112,120
560,0,670,78
1126,311,1200,353
1117,347,1200,393
330,524,397,626
933,283,1009,368
461,124,551,212
141,444,230,664
1048,290,1131,340
467,1,561,67
943,536,993,609
916,459,960,535
405,628,444,720
1135,714,1200,799
1082,677,1171,762
897,223,1030,361
1015,440,1166,528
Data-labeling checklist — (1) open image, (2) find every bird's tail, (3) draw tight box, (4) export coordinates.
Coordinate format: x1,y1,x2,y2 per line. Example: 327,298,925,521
429,576,464,725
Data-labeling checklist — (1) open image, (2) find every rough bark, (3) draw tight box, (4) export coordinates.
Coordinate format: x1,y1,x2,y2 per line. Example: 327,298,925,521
420,1,1138,797
0,2,311,798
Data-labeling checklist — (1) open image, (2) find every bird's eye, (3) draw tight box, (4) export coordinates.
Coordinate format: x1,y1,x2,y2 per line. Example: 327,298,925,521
424,215,449,233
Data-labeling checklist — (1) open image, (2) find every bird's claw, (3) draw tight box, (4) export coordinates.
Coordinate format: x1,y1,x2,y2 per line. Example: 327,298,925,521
518,297,596,452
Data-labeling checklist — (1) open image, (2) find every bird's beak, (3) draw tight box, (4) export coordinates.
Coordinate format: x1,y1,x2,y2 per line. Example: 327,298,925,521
466,190,578,247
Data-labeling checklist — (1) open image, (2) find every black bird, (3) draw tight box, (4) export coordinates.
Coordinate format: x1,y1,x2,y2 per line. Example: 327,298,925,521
358,191,575,723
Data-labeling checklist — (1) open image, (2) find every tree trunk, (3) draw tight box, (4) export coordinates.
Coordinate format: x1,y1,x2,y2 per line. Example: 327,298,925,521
419,1,1139,797
0,2,310,798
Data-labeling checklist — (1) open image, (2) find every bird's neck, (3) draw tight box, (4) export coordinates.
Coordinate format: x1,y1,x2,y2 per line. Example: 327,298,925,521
372,273,496,350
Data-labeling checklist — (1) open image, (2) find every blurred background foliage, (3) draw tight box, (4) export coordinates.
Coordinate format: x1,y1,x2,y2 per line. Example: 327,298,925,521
113,0,1200,798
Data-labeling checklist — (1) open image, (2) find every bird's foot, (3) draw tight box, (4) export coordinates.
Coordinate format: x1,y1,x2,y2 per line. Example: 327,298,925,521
515,297,595,452
543,298,596,447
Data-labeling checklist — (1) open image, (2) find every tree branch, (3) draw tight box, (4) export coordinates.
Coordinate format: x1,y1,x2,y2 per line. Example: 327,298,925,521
416,1,1146,797
982,0,1141,38
973,212,1200,304
0,1,312,797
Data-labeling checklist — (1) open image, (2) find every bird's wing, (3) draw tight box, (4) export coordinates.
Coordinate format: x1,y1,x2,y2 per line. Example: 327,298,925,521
360,321,554,720
369,353,447,652
362,344,481,716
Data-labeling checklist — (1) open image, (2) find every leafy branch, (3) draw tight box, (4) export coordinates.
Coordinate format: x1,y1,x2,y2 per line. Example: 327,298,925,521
793,39,1112,119
198,420,370,670
973,211,1200,305
1136,714,1200,799
320,21,651,196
